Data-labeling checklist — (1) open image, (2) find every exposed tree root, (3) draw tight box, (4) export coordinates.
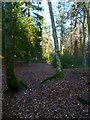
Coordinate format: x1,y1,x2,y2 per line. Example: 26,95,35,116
40,71,64,85
3,77,28,94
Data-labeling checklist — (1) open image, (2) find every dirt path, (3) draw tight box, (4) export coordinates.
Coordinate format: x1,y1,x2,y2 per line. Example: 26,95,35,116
2,63,89,119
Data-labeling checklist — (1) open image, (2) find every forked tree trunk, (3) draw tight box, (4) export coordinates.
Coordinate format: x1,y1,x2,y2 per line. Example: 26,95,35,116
4,2,27,91
47,0,64,77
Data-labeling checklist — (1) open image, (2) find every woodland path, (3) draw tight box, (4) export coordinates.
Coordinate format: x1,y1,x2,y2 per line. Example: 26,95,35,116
2,63,90,119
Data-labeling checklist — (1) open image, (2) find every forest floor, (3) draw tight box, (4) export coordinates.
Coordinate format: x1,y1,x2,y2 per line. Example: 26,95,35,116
2,62,90,119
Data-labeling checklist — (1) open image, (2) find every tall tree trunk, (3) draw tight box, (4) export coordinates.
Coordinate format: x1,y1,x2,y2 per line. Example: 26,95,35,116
84,2,90,56
78,3,90,105
85,2,90,82
84,2,90,78
74,0,78,60
3,2,27,91
79,28,83,51
25,2,30,63
0,3,2,119
70,17,73,55
82,8,87,73
61,24,64,54
47,0,64,78
87,2,90,54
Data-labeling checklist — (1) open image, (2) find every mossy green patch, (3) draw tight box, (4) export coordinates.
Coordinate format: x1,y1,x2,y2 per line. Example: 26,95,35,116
6,74,28,92
40,71,64,85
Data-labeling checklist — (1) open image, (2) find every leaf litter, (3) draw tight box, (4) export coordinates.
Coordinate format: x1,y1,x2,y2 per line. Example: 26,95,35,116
2,63,90,119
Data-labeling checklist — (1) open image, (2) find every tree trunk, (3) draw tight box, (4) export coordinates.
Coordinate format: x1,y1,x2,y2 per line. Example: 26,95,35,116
79,28,83,51
84,2,90,56
3,2,27,91
74,1,78,60
25,2,30,63
87,2,90,55
82,8,87,73
86,2,90,83
61,24,64,54
47,0,64,78
70,18,73,55
83,2,90,80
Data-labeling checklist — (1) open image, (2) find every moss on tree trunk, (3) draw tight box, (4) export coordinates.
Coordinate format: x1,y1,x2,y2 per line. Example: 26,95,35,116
3,2,28,92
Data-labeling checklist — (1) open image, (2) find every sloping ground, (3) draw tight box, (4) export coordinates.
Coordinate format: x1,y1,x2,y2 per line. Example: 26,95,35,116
2,63,90,119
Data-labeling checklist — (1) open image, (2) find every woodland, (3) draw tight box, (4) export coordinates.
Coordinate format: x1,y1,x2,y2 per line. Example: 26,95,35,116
1,0,90,119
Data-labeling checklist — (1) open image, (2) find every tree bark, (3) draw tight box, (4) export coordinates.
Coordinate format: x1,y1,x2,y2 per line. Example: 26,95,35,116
47,0,64,78
82,7,87,72
87,2,90,55
74,1,78,60
84,2,90,55
4,2,27,91
86,2,90,83
25,2,30,63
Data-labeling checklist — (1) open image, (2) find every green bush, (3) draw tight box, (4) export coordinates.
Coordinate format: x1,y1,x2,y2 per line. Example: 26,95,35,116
60,52,75,68
50,52,74,68
87,53,90,67
50,51,89,68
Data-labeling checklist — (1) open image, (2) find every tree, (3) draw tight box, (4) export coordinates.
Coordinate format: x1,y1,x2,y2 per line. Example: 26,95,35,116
77,2,90,105
42,23,53,61
25,1,31,63
73,1,79,60
10,1,43,62
40,0,64,85
82,4,87,73
47,0,64,78
83,1,90,80
57,2,67,54
0,2,2,59
23,0,43,62
3,2,27,91
87,2,90,54
87,2,90,79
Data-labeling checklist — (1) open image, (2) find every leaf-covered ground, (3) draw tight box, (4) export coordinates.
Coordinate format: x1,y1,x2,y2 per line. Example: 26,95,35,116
2,63,90,119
